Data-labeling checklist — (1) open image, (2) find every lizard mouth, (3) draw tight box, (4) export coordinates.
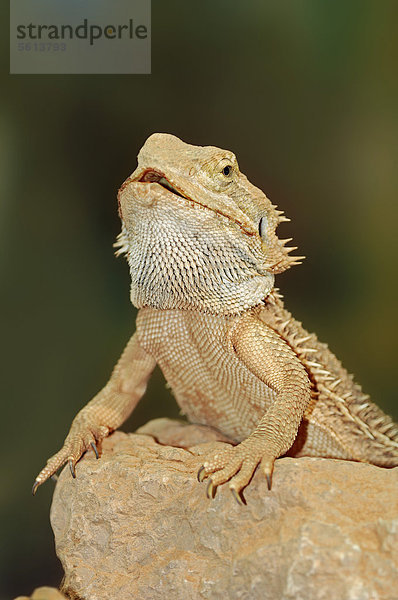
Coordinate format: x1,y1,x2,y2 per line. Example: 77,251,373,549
119,166,256,239
138,169,189,200
134,169,254,235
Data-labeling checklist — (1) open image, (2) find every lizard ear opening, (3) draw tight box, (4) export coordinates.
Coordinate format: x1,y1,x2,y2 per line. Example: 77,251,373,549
258,216,267,239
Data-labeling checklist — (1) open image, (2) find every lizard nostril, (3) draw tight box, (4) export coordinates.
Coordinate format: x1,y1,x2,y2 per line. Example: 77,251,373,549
140,170,162,183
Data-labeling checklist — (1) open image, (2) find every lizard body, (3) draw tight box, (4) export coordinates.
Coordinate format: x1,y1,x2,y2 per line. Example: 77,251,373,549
33,133,398,502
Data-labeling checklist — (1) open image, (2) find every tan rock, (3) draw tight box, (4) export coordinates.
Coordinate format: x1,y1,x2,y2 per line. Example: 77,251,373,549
50,418,398,600
14,587,67,600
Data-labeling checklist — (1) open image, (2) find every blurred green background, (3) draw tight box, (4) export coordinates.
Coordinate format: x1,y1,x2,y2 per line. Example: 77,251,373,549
2,1,398,598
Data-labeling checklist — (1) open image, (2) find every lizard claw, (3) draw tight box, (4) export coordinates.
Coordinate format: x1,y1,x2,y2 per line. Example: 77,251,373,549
31,480,40,496
90,441,99,459
260,455,275,490
230,486,246,506
32,417,111,494
197,440,277,498
32,473,59,495
206,479,217,499
69,459,77,479
197,465,206,482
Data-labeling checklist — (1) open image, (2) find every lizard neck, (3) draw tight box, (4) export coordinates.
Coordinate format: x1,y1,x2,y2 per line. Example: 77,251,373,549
130,274,275,315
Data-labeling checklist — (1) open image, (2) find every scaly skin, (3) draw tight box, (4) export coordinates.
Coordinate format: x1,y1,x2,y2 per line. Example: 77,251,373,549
33,134,398,503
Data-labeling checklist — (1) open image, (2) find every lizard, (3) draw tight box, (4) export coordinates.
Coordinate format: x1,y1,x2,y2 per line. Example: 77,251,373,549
33,133,398,504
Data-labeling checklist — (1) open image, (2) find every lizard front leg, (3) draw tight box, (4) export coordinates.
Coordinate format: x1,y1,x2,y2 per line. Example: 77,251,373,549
198,314,312,503
33,332,156,493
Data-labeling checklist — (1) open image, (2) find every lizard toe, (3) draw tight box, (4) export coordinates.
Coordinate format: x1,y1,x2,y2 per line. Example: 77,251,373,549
197,443,235,485
204,457,245,487
33,424,109,494
260,454,275,490
199,439,277,500
228,458,259,494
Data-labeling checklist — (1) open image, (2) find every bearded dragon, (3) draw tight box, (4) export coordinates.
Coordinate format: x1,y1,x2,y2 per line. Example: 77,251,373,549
33,133,398,504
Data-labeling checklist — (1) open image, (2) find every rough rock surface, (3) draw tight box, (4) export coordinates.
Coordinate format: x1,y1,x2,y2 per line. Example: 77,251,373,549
50,418,398,600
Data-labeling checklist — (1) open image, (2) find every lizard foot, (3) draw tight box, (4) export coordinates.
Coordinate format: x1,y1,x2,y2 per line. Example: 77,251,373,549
197,440,275,504
32,421,110,495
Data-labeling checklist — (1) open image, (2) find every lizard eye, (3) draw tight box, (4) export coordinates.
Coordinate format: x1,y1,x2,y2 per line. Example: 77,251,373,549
258,216,267,239
222,165,233,177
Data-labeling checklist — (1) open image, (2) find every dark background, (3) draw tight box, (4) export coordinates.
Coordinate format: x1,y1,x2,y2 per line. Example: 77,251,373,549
2,2,398,598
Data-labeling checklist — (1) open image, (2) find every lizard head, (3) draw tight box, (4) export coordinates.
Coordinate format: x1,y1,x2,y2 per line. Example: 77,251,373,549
116,133,303,314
